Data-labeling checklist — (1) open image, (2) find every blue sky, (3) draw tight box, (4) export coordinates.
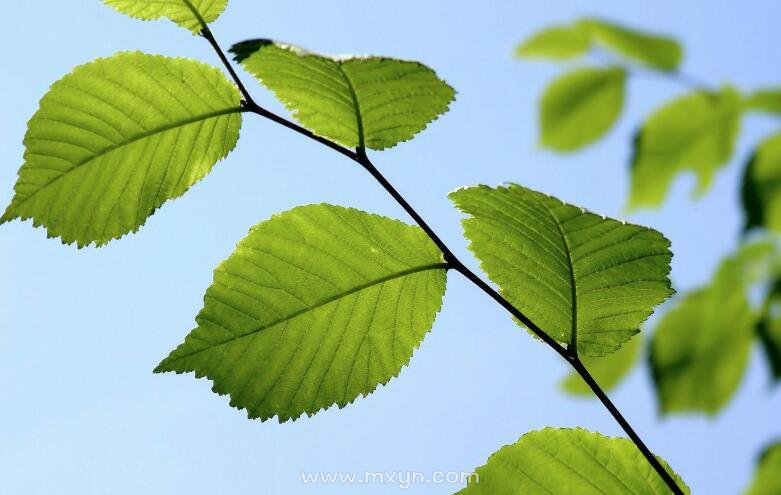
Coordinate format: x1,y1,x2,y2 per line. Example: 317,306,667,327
1,1,780,493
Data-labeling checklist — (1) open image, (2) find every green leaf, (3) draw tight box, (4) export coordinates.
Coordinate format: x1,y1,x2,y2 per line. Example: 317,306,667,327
745,441,781,495
229,40,455,150
757,280,781,381
539,67,626,151
745,88,781,114
1,52,243,247
457,427,689,495
515,24,590,60
578,18,683,71
742,133,781,233
515,18,683,70
628,87,742,210
561,333,641,396
103,0,228,33
449,184,673,357
155,204,448,421
650,242,776,415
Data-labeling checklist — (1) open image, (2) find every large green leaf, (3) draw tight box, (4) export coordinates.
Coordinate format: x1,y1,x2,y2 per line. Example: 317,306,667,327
229,40,455,150
156,204,448,421
650,242,776,415
449,184,673,357
103,0,228,33
745,88,781,114
579,18,683,71
457,428,689,495
561,334,641,396
628,87,742,210
1,52,243,247
742,133,781,233
745,441,781,495
515,24,590,60
539,67,626,151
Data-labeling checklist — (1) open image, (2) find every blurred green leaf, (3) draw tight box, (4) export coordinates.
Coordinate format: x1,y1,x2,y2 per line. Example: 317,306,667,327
579,18,683,71
650,242,776,415
757,281,781,381
742,133,781,233
628,87,742,210
230,40,455,150
1,52,243,247
745,88,781,114
457,427,689,495
745,441,781,495
516,18,683,71
103,0,228,33
450,184,673,357
561,334,641,396
539,67,626,151
156,204,448,421
515,24,589,60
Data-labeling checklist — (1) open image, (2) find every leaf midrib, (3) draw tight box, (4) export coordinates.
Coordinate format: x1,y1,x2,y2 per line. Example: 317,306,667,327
13,106,245,208
334,63,365,148
532,196,579,351
156,261,449,368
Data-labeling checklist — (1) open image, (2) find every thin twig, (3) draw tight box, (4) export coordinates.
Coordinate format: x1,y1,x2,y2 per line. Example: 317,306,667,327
199,23,685,495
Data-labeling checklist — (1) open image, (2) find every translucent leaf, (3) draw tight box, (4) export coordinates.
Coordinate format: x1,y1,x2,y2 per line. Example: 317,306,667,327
229,40,455,150
539,67,626,151
579,18,683,71
741,133,781,233
745,88,781,114
1,52,243,247
561,334,641,396
650,242,776,415
103,0,228,33
628,87,742,210
745,441,781,495
457,427,689,495
449,184,673,357
156,204,448,421
515,24,589,60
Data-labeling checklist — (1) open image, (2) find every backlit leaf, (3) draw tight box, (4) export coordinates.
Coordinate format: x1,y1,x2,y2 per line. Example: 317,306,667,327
103,0,228,33
628,87,742,210
650,242,776,415
579,18,683,71
450,184,673,357
561,334,641,396
156,204,448,421
539,67,625,151
1,52,243,247
742,133,781,233
230,40,455,150
457,427,689,495
515,24,589,60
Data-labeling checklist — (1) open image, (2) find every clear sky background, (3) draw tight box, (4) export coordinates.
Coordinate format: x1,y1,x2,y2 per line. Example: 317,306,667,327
2,1,780,494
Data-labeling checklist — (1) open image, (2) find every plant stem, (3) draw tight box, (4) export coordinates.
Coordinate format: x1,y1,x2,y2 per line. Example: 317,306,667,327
199,24,684,495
